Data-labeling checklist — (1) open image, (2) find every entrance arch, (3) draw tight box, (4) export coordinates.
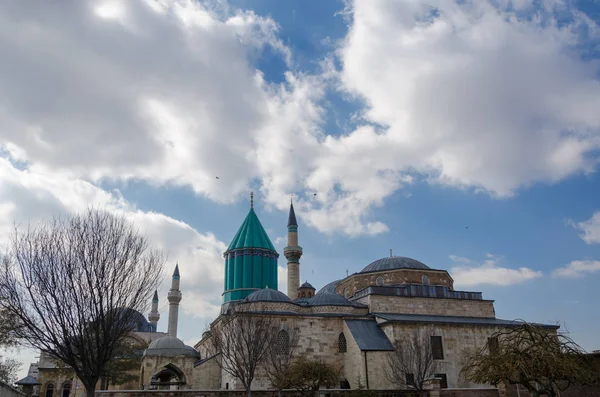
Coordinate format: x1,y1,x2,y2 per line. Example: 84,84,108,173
150,363,186,390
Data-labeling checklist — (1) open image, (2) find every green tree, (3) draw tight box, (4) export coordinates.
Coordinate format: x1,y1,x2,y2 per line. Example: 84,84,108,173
286,357,339,395
460,322,596,397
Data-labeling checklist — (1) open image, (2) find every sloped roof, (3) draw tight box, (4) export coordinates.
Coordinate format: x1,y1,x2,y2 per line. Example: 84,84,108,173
227,209,276,251
345,320,394,351
375,313,559,329
15,376,41,386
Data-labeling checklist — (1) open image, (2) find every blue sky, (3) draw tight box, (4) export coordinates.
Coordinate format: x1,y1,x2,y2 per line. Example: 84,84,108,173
1,0,600,379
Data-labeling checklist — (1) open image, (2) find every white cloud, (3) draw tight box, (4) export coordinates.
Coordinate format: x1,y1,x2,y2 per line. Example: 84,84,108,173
0,159,228,322
450,254,543,287
553,260,600,278
573,212,600,244
1,0,600,240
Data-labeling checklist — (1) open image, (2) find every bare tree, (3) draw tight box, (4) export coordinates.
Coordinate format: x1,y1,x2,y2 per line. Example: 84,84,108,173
210,309,276,397
385,330,439,391
0,209,164,397
0,356,21,383
460,322,597,397
0,308,21,347
264,324,301,396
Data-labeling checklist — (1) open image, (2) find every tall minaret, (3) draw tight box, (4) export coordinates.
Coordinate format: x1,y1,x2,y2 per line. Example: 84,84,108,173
284,199,302,299
167,264,182,338
148,290,160,331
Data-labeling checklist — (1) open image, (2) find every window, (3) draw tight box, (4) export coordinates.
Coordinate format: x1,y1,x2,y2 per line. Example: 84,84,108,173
45,383,54,397
61,382,71,397
405,373,415,387
275,330,289,355
487,336,499,354
376,276,384,286
435,373,448,389
430,336,444,360
338,332,347,353
422,275,430,285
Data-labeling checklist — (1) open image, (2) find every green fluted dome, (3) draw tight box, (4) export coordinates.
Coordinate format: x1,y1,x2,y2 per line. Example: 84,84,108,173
223,206,279,303
227,209,275,251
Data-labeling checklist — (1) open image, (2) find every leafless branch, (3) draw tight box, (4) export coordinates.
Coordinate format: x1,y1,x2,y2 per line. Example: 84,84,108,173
385,330,439,391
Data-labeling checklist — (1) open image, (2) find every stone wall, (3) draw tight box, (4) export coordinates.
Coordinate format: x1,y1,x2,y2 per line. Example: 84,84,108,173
504,383,600,397
380,323,501,389
438,389,498,397
336,270,454,298
0,380,25,397
361,296,495,318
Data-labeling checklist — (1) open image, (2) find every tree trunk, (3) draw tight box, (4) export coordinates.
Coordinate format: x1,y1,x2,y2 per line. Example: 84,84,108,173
85,387,96,397
246,385,252,397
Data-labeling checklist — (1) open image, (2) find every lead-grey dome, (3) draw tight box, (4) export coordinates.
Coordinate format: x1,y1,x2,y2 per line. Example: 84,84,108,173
361,256,430,273
308,292,354,306
143,336,200,358
245,288,292,303
316,279,342,295
299,281,314,289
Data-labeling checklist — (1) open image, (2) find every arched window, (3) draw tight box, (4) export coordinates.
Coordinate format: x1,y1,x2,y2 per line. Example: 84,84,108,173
422,275,430,285
61,382,71,397
45,383,54,397
376,276,384,286
275,330,289,355
338,332,347,353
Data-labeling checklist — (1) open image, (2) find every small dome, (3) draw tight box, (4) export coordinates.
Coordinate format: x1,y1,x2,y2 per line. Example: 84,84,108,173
308,292,354,306
245,288,292,303
316,279,342,295
361,256,430,273
144,336,200,358
299,281,314,289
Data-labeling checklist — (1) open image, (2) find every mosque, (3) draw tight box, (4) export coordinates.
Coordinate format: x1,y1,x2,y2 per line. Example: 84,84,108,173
137,195,557,392
34,195,557,396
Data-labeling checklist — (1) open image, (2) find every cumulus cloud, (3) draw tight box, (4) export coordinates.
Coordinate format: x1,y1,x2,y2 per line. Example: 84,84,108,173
450,254,543,287
553,260,600,278
1,0,600,239
0,158,227,319
572,212,600,244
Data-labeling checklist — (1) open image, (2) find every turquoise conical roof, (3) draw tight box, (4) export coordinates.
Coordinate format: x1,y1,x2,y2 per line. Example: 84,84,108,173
227,208,276,251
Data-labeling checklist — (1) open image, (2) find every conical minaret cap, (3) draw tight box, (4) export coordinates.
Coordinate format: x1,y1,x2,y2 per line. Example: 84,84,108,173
173,264,180,279
287,201,298,228
152,290,159,303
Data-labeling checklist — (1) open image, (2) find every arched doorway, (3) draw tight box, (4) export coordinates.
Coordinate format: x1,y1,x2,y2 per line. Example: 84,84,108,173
150,364,185,390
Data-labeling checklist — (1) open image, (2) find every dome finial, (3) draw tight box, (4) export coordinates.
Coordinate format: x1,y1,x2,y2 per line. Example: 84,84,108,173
250,191,254,210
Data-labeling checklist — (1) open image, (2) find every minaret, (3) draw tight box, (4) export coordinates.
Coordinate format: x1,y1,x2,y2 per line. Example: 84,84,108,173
284,199,302,300
167,264,182,338
148,290,160,331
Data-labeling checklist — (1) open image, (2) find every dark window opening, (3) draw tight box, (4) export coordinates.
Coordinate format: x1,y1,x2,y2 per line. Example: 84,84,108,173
45,384,54,397
405,373,415,387
338,332,347,353
275,330,290,355
487,336,499,354
435,374,448,389
431,336,444,360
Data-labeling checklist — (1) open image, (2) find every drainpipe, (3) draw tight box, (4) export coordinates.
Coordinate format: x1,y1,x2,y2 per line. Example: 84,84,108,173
363,351,370,389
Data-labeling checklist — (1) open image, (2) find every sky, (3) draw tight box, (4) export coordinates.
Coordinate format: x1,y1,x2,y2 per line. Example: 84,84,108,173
1,0,600,380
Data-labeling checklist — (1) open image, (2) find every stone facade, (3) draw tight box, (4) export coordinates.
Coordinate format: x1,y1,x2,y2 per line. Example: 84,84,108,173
360,296,495,318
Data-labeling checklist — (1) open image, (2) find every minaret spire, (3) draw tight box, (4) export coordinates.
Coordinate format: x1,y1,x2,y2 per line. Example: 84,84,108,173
284,201,302,299
250,192,254,210
167,264,182,337
148,290,160,331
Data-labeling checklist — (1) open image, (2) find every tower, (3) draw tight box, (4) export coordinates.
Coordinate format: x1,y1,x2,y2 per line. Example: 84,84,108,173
223,193,279,303
148,290,160,332
167,264,182,337
284,200,302,300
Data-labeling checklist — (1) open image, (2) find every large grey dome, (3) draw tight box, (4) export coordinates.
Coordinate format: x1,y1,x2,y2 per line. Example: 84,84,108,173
308,292,354,306
144,336,200,358
316,279,342,295
361,256,430,273
245,288,292,303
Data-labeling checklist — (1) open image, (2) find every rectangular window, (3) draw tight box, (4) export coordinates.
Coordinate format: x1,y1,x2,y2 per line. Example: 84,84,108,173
435,374,448,389
405,373,415,386
430,336,444,360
